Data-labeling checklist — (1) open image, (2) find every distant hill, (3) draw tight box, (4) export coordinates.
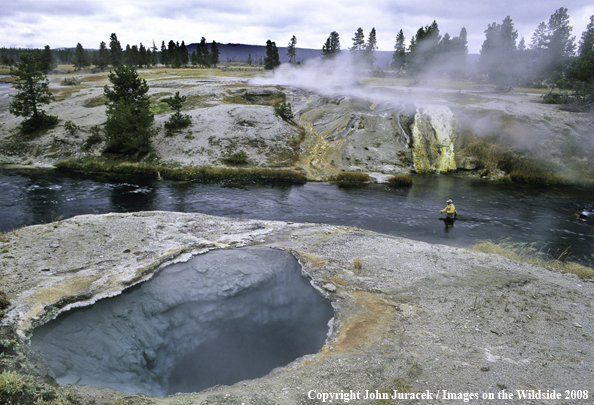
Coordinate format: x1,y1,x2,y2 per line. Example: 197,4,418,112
187,43,399,69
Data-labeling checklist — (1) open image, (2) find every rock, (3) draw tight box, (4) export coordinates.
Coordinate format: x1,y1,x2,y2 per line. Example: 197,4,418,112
1,212,593,404
457,156,482,170
322,283,337,292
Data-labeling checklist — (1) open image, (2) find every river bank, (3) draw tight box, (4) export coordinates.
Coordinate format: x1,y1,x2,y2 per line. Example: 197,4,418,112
1,66,593,186
1,212,593,404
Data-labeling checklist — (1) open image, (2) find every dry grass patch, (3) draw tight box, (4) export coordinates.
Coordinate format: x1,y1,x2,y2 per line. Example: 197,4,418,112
332,172,370,187
469,239,594,279
387,174,413,187
82,74,109,83
82,94,107,108
51,86,83,101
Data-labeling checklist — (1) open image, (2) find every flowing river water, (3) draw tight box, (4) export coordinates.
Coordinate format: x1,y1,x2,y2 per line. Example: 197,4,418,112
1,168,593,265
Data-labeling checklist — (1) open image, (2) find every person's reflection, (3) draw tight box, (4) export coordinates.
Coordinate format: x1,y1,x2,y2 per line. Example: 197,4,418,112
439,216,456,231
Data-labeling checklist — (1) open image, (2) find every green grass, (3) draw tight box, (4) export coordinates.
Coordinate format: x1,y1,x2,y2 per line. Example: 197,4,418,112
54,158,307,184
0,371,80,405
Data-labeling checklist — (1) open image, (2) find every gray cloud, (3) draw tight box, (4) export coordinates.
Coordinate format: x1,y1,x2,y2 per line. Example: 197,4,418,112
1,0,592,52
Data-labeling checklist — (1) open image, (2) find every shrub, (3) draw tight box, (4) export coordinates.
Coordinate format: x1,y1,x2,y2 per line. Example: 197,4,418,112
542,92,570,104
223,150,249,165
60,77,81,86
332,171,370,187
20,111,58,134
274,101,294,121
0,290,9,319
64,120,81,136
81,125,103,151
387,174,413,187
0,371,79,404
163,92,192,130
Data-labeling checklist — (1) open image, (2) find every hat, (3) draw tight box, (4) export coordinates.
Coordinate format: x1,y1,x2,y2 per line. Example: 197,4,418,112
446,199,453,203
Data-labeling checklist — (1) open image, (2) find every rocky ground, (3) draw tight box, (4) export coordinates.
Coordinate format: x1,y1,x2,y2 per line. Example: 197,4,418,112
1,66,593,182
0,212,593,404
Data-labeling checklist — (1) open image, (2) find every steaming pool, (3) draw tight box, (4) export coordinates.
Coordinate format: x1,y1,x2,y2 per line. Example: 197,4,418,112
31,248,334,396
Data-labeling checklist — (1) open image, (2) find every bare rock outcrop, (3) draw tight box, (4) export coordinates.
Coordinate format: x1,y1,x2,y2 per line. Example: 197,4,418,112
1,212,592,404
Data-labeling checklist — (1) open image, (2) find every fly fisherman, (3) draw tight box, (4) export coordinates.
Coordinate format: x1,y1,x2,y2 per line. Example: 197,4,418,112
440,199,457,219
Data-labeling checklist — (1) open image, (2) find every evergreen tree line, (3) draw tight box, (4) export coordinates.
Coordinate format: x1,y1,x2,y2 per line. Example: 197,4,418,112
315,25,467,75
311,7,592,95
477,8,593,93
0,33,220,71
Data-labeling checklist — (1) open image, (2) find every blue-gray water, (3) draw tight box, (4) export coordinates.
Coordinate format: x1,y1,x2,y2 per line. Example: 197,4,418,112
32,247,333,396
1,168,593,265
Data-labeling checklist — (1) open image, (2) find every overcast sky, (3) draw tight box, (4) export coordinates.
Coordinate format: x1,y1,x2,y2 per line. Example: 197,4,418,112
2,0,593,54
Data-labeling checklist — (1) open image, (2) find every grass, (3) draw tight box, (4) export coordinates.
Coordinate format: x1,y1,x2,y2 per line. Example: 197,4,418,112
375,377,414,404
54,158,307,184
469,238,594,279
222,150,249,165
387,174,413,187
51,86,83,101
460,132,569,186
331,171,370,187
81,74,108,83
0,371,80,405
82,94,107,108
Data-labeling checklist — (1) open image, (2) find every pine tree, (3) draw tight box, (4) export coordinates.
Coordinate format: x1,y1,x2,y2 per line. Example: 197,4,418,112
151,41,158,66
160,41,168,66
109,33,123,66
408,21,441,74
364,28,378,67
350,28,365,65
210,41,220,67
479,16,518,85
139,43,148,67
74,43,90,70
40,45,55,73
391,29,406,70
322,31,340,59
180,41,189,66
199,37,210,67
264,40,280,69
351,28,365,52
103,64,155,155
9,53,58,133
545,7,576,75
530,22,549,51
164,91,191,129
124,44,133,67
97,41,109,70
567,15,594,84
287,35,297,64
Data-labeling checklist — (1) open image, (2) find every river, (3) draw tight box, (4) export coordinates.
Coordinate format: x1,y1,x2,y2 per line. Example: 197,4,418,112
1,168,593,265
